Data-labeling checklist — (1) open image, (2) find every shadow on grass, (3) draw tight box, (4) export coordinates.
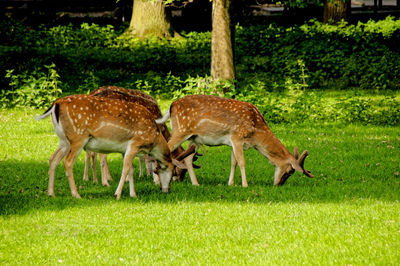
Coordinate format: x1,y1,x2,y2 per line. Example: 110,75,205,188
0,158,399,217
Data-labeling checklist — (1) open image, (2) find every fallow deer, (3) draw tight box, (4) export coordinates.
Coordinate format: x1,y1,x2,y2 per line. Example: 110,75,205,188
83,86,199,186
156,94,314,186
83,86,164,186
36,94,194,199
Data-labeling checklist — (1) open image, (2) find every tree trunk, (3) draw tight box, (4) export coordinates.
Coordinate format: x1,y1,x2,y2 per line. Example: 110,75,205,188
211,0,235,82
323,0,350,23
127,0,174,38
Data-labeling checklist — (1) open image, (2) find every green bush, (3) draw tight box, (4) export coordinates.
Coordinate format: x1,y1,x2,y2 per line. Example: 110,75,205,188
2,17,400,93
1,17,400,124
235,17,400,90
0,63,62,108
172,76,400,125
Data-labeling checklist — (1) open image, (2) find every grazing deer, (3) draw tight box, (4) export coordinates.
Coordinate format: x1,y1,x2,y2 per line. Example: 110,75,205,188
156,94,314,186
82,86,163,186
36,94,194,199
82,86,199,186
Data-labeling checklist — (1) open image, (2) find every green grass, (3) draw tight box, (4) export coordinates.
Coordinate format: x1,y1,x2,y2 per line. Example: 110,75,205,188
1,109,399,265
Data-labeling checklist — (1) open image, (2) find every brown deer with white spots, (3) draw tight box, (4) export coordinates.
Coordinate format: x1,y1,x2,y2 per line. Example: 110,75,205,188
36,94,194,199
82,86,162,186
82,86,199,186
156,94,314,186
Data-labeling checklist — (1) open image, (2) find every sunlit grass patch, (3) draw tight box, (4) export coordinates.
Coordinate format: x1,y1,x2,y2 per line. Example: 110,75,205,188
0,109,399,264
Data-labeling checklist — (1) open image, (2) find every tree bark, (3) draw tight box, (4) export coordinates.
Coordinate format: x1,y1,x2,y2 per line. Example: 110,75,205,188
211,0,235,81
323,0,350,23
127,0,175,38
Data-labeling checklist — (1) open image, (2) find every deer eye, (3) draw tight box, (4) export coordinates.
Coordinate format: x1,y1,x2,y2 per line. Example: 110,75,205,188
286,167,295,175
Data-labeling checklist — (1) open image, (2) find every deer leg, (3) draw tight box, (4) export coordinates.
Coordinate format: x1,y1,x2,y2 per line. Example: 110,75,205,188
153,171,160,185
115,147,138,200
99,154,111,187
144,155,153,176
184,153,199,186
63,141,86,198
91,152,98,184
228,149,237,186
168,135,200,185
167,133,188,152
83,151,91,182
139,156,144,177
149,159,160,184
127,165,136,198
231,140,248,187
48,145,67,197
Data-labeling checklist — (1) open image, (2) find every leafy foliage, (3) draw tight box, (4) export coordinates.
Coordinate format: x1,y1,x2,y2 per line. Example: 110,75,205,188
1,63,62,108
1,17,400,124
2,17,400,92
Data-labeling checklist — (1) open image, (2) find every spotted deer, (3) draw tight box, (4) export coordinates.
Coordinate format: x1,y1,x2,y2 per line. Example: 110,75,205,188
36,94,194,199
83,86,199,186
156,94,314,186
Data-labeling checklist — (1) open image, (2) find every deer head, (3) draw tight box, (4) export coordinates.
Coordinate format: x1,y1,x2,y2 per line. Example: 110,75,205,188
273,147,314,186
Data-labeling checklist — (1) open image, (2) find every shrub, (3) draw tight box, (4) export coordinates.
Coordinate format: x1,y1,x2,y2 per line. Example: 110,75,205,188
1,17,400,125
173,76,400,125
0,63,62,108
2,16,399,93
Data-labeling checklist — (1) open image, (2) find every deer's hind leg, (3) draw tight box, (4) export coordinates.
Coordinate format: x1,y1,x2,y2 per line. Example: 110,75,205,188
63,139,87,198
48,145,68,197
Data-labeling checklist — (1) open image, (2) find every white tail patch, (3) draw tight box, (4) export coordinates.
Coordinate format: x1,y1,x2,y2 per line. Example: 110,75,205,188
35,106,54,121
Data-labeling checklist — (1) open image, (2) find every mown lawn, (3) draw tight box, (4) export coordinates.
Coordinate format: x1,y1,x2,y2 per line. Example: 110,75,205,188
0,109,399,265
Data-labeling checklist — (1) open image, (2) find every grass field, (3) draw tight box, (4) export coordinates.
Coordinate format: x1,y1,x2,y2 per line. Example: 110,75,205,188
0,109,399,265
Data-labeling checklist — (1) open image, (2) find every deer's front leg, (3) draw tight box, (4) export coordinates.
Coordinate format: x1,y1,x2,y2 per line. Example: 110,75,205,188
115,146,138,200
127,165,135,198
83,151,91,182
99,154,111,187
184,153,199,186
144,155,153,176
231,138,248,187
90,151,98,184
139,156,144,177
228,149,237,186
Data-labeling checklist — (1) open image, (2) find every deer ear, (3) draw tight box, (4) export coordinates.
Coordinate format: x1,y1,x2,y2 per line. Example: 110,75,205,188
293,147,299,160
172,159,187,169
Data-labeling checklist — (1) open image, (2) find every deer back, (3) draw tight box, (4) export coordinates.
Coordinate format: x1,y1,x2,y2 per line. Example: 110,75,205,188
170,95,268,140
95,86,158,104
90,86,171,140
91,87,192,178
54,95,166,155
170,95,297,164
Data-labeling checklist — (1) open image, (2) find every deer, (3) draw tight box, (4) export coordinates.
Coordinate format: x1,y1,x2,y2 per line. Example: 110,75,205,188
35,94,195,199
156,94,314,187
82,86,200,186
82,86,163,186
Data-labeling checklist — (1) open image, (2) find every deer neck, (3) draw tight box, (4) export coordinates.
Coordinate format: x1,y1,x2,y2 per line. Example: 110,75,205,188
255,125,292,167
150,134,172,166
